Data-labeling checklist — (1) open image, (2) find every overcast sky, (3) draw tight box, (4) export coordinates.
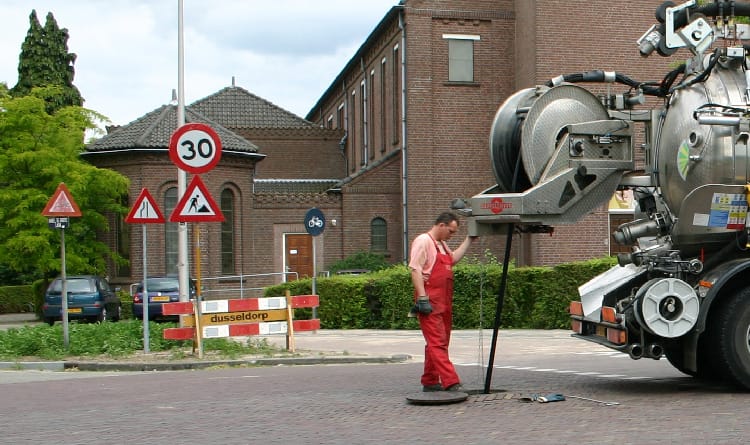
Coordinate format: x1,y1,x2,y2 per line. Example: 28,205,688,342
0,0,398,127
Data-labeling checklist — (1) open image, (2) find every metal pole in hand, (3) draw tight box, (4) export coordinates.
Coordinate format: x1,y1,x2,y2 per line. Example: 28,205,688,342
483,223,514,394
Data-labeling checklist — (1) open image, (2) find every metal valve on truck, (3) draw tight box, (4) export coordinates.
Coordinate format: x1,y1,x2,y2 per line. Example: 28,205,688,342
453,0,750,388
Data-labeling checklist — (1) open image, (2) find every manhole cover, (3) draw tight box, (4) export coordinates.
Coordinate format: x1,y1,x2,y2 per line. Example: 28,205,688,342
405,391,469,405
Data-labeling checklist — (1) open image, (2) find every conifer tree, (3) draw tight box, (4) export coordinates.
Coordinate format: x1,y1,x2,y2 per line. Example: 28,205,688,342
11,10,83,113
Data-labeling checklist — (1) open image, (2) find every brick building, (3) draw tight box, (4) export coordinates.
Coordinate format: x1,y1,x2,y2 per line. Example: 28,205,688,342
306,0,675,266
85,0,678,289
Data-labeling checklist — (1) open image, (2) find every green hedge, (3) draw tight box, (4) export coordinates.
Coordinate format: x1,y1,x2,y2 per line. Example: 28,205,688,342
3,257,617,329
0,283,134,320
264,257,617,330
0,285,36,313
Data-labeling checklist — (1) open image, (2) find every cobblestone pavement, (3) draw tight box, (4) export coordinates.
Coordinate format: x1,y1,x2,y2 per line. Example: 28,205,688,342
2,325,749,444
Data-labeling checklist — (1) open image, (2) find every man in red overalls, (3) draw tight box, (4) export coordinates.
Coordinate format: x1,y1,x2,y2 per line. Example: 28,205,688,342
408,212,477,392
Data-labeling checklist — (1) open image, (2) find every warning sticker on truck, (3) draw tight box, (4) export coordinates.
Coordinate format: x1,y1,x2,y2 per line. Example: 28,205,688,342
707,193,748,230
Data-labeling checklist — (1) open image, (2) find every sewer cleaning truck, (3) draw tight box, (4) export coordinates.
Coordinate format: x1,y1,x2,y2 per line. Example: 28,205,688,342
453,0,750,388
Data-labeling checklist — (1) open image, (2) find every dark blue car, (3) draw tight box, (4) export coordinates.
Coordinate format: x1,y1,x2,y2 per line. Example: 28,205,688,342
132,276,195,320
42,275,122,326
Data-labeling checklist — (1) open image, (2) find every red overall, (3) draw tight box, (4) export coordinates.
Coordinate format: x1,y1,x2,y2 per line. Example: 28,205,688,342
417,236,459,388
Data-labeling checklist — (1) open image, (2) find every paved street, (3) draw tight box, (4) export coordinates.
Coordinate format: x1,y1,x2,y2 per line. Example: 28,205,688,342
1,327,749,444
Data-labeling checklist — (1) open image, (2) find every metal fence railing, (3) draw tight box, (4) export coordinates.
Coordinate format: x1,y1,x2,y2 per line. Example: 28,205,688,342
199,272,299,300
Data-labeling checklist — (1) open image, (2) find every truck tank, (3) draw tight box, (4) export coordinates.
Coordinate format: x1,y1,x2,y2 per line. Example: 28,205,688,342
456,0,750,389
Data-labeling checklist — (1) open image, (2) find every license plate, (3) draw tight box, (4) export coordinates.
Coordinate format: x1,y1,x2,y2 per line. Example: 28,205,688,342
151,296,170,302
67,308,82,314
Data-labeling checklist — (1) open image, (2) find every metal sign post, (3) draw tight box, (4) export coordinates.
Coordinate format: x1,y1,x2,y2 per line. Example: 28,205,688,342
60,225,69,348
142,226,150,352
42,184,81,350
124,188,166,354
304,208,325,320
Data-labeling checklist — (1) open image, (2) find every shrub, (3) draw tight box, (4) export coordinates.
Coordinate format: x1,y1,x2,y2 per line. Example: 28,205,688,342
0,285,36,314
0,320,278,360
266,256,617,330
326,251,390,274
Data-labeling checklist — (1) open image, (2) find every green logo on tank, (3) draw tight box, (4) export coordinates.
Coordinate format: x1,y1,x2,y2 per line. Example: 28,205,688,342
677,141,690,180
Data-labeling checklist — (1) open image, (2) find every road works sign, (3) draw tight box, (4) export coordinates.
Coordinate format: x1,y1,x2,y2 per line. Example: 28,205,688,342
42,183,81,217
169,175,224,223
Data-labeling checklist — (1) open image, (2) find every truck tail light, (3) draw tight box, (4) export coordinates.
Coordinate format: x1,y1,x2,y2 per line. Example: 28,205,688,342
601,306,618,323
607,328,627,345
569,301,583,316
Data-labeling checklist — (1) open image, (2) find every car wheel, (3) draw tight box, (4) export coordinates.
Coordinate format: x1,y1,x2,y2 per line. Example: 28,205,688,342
111,304,122,322
44,317,55,326
96,307,106,323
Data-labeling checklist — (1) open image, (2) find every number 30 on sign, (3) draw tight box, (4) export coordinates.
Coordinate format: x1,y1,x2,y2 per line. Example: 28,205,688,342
169,123,222,174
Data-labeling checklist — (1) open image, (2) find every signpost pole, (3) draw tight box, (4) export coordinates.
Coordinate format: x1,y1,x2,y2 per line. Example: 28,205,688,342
61,228,69,349
123,188,166,354
194,225,203,359
177,0,189,308
142,225,150,353
312,237,317,320
41,184,81,350
304,207,325,322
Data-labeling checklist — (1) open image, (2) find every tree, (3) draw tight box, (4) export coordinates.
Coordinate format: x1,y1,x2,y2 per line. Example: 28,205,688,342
0,89,129,281
10,10,83,114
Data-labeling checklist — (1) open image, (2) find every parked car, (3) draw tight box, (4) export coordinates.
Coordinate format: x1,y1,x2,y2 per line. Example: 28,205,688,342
131,276,195,320
42,275,122,326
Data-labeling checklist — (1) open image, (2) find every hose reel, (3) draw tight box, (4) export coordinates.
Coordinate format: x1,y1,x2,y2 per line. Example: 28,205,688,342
634,278,699,338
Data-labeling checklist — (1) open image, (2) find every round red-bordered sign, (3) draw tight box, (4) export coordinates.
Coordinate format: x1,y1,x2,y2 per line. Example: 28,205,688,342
169,123,222,174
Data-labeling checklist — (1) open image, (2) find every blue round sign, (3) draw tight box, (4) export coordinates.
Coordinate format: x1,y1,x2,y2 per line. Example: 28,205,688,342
304,208,326,236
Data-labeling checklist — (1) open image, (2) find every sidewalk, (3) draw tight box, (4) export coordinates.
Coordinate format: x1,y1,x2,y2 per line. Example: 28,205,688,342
0,313,584,371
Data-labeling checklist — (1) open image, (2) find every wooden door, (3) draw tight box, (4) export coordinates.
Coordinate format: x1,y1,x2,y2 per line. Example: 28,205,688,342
285,234,313,280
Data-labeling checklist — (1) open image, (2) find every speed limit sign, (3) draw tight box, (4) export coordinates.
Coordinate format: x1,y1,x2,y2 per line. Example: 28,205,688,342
169,123,222,174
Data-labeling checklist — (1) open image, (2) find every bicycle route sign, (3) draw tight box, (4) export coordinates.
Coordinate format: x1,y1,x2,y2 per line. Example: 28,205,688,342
304,207,325,236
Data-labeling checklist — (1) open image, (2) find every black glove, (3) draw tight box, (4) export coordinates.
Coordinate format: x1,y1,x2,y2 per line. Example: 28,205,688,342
407,305,418,318
416,296,433,314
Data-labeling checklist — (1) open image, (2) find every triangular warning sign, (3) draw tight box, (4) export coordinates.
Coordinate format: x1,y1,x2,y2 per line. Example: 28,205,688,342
169,176,224,223
42,183,82,217
125,188,165,224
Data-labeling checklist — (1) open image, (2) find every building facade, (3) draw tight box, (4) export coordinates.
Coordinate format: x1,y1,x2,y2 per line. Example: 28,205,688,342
306,0,676,267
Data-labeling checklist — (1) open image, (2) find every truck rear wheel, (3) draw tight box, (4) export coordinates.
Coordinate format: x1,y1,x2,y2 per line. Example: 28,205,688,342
708,286,750,389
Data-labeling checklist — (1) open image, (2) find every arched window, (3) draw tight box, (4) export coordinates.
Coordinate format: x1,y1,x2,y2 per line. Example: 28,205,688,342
371,217,387,252
220,188,235,274
164,187,178,274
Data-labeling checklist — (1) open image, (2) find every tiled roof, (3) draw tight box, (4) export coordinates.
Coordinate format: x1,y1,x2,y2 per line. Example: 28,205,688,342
253,179,339,194
190,86,315,129
86,104,260,153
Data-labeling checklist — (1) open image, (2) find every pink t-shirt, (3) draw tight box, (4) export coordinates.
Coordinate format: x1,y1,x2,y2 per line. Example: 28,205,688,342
408,233,453,281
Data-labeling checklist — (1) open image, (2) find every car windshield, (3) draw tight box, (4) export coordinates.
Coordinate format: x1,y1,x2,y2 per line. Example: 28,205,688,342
138,278,179,293
49,278,96,293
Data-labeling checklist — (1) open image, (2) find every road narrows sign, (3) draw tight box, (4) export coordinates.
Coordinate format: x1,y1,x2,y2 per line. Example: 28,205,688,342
169,123,222,174
125,188,165,224
169,175,224,223
42,183,82,217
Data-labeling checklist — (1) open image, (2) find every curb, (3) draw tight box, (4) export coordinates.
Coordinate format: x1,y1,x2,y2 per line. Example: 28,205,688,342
0,361,65,371
1,354,411,372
